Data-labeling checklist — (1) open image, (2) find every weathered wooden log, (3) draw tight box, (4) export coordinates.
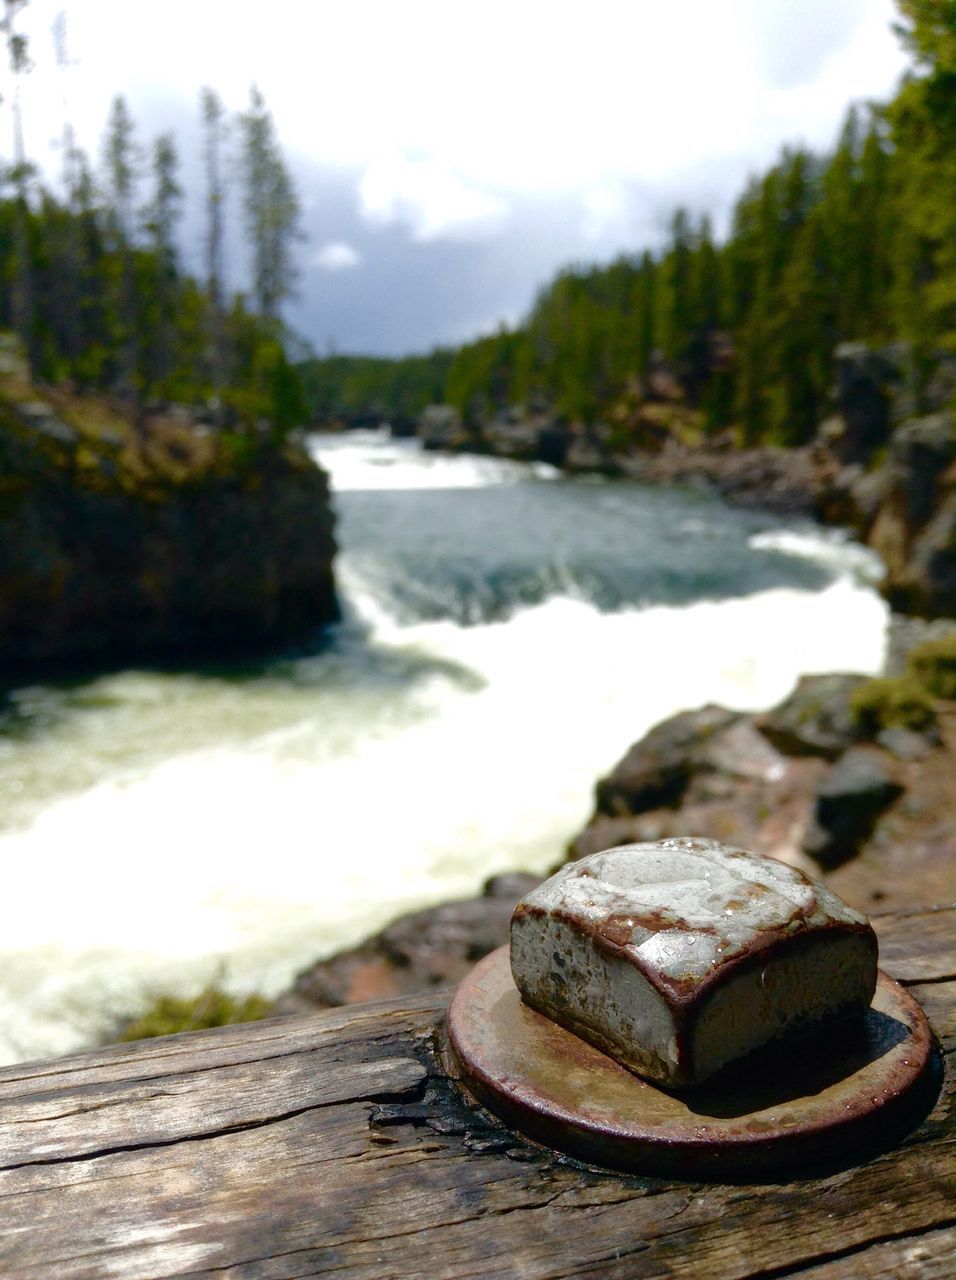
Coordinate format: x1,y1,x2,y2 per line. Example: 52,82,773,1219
0,905,952,1279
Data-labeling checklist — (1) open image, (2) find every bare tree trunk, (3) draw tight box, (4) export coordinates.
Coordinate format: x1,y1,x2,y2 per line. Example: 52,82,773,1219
202,87,227,429
5,0,37,373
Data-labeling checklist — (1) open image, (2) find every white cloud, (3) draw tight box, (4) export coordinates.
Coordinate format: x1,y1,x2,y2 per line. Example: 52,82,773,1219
10,0,910,334
581,181,637,243
359,153,508,242
15,1,908,235
312,241,362,271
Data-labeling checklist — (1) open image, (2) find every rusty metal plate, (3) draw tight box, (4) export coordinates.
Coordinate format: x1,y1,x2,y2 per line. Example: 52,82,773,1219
445,946,940,1179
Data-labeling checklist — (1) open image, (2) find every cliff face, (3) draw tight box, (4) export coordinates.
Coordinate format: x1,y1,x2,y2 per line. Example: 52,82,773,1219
0,387,338,680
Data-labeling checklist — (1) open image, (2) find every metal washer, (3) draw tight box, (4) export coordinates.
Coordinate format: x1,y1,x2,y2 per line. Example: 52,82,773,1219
445,945,940,1178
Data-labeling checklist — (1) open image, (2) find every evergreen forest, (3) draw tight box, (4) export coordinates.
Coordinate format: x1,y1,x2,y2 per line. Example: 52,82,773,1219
2,2,955,449
300,1,956,448
1,2,305,437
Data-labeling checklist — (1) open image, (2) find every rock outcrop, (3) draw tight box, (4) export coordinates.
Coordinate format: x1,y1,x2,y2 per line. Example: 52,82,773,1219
867,413,956,618
0,386,338,680
277,625,956,1015
418,341,956,617
567,633,955,912
273,873,541,1015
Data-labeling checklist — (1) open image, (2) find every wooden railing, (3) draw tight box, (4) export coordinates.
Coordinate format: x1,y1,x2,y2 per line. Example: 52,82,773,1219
0,904,952,1279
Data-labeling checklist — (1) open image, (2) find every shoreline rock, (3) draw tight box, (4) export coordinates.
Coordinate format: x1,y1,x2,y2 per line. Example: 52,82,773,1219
0,399,339,683
278,626,956,1015
415,338,956,618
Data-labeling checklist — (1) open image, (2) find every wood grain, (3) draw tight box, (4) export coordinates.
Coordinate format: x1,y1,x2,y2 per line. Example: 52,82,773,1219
0,906,951,1280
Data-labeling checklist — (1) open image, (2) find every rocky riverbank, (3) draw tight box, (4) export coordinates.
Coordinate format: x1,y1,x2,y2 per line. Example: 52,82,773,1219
275,618,956,1017
418,343,956,621
0,346,338,681
273,344,956,1018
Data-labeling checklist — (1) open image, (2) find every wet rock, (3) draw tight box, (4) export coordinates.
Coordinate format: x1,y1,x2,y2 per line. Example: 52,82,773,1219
594,705,739,817
418,404,469,451
387,416,417,439
482,410,569,467
756,673,868,760
876,726,936,761
803,747,903,868
890,413,956,528
903,491,956,618
830,342,898,464
869,414,956,619
619,444,821,516
273,873,542,1014
695,717,789,782
0,425,339,679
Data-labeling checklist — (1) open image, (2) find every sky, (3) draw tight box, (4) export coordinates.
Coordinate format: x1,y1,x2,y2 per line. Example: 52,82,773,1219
8,0,911,356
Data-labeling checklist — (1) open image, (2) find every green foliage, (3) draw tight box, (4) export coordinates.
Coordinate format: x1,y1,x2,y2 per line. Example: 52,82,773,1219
6,1,956,452
115,985,271,1042
237,86,302,324
302,84,922,444
888,3,956,365
849,675,938,736
302,8,956,446
0,77,307,440
905,633,956,698
298,349,455,425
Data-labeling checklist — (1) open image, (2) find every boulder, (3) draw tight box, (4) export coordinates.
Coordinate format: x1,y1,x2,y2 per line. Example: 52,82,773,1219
889,413,956,529
755,673,868,760
594,705,739,816
868,416,956,618
803,747,903,868
0,419,339,678
273,873,542,1013
904,492,956,618
418,404,468,451
830,342,899,464
875,726,936,761
813,458,888,539
482,410,569,467
387,416,417,439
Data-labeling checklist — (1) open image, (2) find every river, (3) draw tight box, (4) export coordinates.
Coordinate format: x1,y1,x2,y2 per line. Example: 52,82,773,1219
0,431,888,1062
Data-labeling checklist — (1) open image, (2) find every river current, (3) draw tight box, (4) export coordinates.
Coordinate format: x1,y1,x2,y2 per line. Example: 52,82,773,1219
0,431,888,1062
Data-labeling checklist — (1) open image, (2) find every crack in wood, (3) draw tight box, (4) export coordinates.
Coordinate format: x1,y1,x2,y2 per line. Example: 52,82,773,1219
0,1079,428,1174
873,903,956,919
0,1042,413,1103
741,1213,956,1280
1,1088,178,1124
0,921,949,1280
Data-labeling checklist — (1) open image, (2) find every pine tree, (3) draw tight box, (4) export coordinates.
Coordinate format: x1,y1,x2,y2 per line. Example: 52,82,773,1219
201,86,228,423
888,1,956,364
141,132,181,397
237,86,302,326
102,95,140,402
2,0,37,371
50,10,83,369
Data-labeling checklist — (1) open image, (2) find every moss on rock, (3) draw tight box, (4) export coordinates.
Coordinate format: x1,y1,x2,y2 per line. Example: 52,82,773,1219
849,675,938,737
116,985,272,1042
906,633,956,699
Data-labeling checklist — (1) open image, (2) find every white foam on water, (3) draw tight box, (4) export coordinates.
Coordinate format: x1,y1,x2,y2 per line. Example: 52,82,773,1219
0,564,887,1064
747,527,885,586
312,429,560,491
